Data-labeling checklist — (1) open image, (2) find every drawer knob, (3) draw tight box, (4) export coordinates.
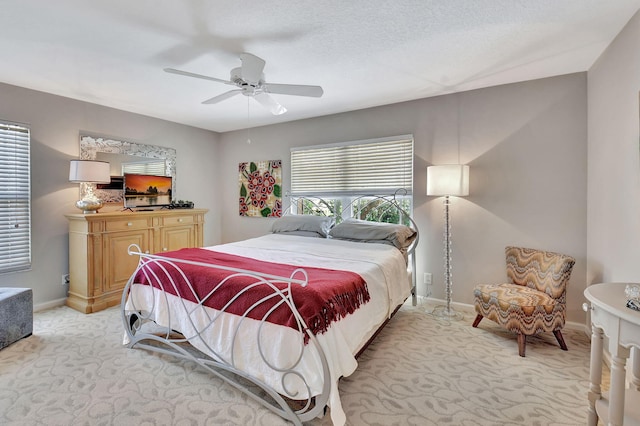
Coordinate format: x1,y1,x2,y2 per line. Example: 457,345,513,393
144,250,150,254
178,218,183,223
127,222,133,227
582,302,592,312
163,248,168,251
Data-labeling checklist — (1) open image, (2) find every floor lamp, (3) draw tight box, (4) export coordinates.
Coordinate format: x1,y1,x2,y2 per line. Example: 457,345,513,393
427,164,469,320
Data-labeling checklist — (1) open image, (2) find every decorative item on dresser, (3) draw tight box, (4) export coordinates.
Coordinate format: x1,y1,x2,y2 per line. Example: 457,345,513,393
65,209,207,313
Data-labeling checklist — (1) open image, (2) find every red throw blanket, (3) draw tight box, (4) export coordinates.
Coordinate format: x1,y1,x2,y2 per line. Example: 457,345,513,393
134,248,369,337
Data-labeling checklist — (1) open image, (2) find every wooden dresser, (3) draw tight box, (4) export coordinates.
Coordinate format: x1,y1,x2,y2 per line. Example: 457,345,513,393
65,208,208,313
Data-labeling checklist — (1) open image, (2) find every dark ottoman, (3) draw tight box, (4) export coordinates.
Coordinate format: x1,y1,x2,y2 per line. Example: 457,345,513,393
0,288,33,350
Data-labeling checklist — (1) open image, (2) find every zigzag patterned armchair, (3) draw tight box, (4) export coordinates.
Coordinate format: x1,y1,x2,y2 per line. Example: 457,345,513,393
472,246,575,357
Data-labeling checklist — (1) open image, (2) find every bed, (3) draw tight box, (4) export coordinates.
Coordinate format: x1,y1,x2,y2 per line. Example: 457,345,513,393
121,194,418,425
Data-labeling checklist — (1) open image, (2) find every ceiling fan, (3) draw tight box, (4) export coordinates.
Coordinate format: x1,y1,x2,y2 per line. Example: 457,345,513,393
164,53,323,115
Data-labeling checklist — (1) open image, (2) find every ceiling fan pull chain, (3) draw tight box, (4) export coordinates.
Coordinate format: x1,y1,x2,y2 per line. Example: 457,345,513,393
247,96,252,144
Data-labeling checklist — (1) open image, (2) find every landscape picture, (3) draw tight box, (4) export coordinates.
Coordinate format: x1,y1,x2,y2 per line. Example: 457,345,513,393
124,174,173,208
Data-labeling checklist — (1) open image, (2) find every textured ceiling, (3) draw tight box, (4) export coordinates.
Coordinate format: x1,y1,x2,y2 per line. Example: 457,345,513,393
1,0,639,132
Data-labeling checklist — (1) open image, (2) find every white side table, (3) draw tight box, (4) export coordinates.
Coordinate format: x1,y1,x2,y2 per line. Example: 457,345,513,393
584,282,640,426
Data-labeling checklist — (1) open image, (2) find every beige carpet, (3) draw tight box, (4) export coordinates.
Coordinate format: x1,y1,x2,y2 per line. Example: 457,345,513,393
0,304,594,425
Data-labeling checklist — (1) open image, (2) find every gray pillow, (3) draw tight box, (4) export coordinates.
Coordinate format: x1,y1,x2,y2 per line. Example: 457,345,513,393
329,218,417,251
271,215,334,238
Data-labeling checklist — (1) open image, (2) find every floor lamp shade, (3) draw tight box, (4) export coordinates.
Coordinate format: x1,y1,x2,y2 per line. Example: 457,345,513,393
427,165,469,197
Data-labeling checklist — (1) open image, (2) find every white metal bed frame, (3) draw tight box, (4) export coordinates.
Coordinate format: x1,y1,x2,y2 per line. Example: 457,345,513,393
121,193,418,425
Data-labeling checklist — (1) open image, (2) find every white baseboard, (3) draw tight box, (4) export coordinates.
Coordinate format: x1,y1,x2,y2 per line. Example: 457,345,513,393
34,298,66,312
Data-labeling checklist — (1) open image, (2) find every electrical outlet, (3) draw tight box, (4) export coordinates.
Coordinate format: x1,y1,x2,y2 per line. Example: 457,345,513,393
423,272,432,285
62,274,70,286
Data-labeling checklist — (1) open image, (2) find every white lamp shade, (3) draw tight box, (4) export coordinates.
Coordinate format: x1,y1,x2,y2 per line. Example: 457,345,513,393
69,160,111,183
427,164,469,196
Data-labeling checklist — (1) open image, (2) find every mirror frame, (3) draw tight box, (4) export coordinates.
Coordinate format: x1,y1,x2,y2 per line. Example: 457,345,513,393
79,135,177,203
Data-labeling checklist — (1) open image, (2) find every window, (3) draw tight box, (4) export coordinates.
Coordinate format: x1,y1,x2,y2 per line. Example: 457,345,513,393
290,135,413,196
290,135,414,222
0,122,31,273
122,160,166,176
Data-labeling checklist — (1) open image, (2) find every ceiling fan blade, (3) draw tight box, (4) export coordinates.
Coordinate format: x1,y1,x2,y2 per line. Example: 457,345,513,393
254,93,287,115
239,53,266,83
164,68,232,85
264,83,324,98
202,90,242,104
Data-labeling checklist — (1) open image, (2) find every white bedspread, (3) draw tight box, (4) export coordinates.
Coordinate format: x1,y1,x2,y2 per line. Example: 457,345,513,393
124,234,411,425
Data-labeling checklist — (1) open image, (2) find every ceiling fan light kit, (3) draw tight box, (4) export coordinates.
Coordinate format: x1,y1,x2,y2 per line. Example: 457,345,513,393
164,52,323,116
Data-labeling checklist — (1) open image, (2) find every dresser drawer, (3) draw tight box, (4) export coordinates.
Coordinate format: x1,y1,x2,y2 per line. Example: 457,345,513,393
105,218,149,232
162,215,195,226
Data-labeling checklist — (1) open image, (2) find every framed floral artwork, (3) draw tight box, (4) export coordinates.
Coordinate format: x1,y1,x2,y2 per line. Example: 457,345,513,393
239,160,282,217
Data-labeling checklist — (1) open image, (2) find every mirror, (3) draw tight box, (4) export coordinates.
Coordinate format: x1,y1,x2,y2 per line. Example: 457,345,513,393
79,135,177,203
93,152,164,176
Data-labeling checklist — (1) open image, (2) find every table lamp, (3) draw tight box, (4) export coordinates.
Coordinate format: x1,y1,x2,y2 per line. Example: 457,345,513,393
69,160,111,213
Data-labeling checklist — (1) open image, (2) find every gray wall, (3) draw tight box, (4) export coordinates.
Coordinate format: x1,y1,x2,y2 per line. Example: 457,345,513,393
219,73,588,323
0,83,220,308
587,11,640,285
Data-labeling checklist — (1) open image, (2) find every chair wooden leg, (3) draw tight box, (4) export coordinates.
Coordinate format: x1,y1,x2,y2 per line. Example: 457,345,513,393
472,314,483,328
553,330,568,351
517,334,526,357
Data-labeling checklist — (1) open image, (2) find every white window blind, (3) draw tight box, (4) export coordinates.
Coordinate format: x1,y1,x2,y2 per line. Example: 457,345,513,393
0,122,31,273
122,160,166,176
290,135,413,196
